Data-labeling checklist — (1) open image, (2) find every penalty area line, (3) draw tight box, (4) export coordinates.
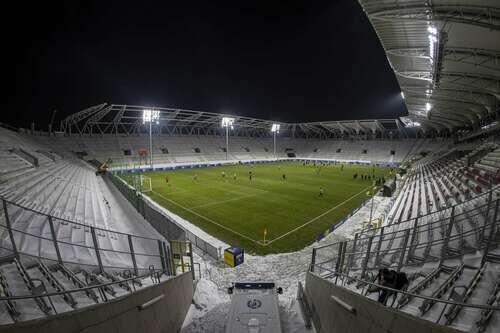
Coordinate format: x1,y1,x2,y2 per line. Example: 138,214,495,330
263,186,370,246
151,190,265,245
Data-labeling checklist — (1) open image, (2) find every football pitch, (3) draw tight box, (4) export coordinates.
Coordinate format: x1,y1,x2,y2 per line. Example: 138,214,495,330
123,162,392,254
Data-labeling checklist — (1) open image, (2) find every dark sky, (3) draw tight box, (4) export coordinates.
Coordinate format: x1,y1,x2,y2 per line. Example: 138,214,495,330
5,0,406,130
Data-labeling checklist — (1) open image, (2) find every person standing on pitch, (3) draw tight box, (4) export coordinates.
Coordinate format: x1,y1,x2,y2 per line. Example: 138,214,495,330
318,187,324,198
233,173,237,182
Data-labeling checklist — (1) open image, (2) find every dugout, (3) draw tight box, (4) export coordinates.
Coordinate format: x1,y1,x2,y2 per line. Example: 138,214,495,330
382,180,396,197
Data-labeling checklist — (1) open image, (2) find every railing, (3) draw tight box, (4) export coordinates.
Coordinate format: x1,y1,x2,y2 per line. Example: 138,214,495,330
0,267,168,317
310,190,500,279
0,197,176,276
308,270,500,312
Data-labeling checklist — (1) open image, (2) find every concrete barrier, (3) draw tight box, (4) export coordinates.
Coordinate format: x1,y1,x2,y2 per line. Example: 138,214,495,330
304,271,461,333
1,272,194,333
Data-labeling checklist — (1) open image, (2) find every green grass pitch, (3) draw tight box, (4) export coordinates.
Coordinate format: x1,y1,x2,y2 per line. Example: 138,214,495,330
123,162,392,254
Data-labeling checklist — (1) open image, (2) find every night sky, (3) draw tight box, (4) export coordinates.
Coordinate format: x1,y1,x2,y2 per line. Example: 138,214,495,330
5,0,407,130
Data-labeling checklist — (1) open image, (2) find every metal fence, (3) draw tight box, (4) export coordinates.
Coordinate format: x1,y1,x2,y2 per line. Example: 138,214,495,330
310,190,500,279
108,172,221,260
0,198,175,276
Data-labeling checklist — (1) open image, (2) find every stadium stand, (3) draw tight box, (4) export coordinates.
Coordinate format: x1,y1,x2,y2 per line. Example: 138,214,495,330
3,0,499,330
0,126,193,329
35,134,431,169
3,120,500,332
306,133,500,332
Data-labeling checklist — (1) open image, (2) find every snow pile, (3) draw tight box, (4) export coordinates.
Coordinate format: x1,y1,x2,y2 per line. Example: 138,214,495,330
334,195,392,239
182,279,229,333
182,248,321,333
192,279,226,311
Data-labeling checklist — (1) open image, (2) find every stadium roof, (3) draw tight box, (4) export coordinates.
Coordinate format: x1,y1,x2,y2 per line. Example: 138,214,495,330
60,103,406,138
358,0,500,133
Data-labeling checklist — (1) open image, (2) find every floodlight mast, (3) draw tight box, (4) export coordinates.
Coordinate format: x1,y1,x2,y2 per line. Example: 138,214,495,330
221,117,235,160
271,123,280,159
143,109,159,169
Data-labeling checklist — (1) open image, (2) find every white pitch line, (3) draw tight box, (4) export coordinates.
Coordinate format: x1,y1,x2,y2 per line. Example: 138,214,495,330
264,186,370,246
191,194,258,209
151,190,264,245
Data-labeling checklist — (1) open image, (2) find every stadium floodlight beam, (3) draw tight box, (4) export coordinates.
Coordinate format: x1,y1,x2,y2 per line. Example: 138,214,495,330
221,116,235,160
143,108,160,169
427,25,438,64
271,123,280,159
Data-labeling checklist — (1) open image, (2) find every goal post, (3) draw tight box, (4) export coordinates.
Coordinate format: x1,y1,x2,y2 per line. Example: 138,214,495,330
133,174,152,193
140,175,152,193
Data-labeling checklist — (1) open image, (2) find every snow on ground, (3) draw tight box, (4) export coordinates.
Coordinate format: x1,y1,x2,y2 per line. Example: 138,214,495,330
181,194,393,332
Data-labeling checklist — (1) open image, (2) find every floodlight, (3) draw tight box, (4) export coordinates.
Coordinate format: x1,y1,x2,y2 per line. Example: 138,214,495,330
426,102,432,112
427,26,437,35
271,123,280,133
143,108,160,170
221,117,235,129
143,109,160,124
400,92,405,99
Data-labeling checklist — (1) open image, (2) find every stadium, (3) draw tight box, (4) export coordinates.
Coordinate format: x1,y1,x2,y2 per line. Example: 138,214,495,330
1,1,500,333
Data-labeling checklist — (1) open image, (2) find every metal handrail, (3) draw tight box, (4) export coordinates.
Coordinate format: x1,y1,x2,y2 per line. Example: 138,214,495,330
340,221,495,258
0,196,174,275
0,246,157,273
314,192,496,251
310,270,500,311
0,196,162,242
0,268,166,301
0,224,163,261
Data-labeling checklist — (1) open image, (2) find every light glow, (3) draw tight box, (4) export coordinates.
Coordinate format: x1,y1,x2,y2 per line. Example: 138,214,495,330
426,102,432,112
143,109,160,124
271,123,280,133
221,117,235,129
427,26,437,35
400,117,421,128
400,92,405,99
427,25,438,64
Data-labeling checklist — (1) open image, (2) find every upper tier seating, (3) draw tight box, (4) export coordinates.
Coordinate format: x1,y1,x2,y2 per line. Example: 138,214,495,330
33,134,440,169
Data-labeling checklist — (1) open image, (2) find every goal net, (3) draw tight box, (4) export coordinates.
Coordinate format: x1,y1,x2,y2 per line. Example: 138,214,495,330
133,175,152,193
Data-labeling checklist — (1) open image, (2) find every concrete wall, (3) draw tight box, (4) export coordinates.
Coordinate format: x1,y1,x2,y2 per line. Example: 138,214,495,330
305,271,462,333
1,272,194,333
